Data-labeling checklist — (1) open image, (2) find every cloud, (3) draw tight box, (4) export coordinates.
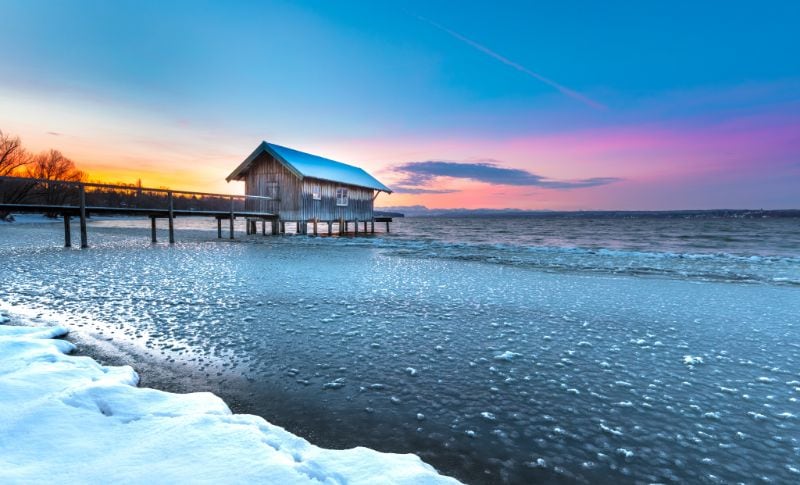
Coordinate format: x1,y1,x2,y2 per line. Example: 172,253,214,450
415,14,605,110
393,160,621,192
391,186,460,194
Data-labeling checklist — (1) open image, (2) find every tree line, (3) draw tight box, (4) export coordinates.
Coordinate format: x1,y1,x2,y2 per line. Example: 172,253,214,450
1,129,247,220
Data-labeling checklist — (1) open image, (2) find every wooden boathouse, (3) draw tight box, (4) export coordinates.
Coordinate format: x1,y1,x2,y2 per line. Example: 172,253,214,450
226,141,393,235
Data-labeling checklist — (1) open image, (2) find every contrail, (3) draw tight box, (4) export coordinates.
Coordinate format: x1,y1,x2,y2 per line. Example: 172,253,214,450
416,14,606,110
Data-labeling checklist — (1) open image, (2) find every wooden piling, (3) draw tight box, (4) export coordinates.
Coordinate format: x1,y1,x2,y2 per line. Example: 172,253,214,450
229,196,235,239
312,219,318,236
354,219,359,235
151,216,157,243
385,221,390,233
79,185,88,248
217,218,222,238
262,220,266,235
327,221,332,236
370,220,375,234
280,220,285,234
63,215,71,247
167,191,175,244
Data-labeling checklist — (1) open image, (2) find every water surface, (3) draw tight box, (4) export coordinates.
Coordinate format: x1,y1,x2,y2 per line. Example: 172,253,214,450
1,215,798,483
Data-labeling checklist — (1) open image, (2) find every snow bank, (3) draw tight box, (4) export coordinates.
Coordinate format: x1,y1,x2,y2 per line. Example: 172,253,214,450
0,323,460,484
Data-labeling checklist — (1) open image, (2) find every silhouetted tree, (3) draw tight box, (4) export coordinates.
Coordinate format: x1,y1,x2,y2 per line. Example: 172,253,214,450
26,150,86,214
0,130,32,176
0,130,37,219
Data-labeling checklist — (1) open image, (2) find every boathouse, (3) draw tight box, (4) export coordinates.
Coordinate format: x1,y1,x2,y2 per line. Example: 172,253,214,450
226,141,393,234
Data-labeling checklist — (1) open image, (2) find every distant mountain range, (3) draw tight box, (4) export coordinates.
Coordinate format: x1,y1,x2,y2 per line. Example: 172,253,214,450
374,206,800,218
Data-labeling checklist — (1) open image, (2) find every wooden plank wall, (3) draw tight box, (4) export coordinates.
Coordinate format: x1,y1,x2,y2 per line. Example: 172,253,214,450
244,152,301,218
300,178,374,221
243,153,376,221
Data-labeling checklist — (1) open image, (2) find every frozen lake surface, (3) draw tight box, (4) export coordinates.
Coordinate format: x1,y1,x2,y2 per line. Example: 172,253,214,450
1,216,799,483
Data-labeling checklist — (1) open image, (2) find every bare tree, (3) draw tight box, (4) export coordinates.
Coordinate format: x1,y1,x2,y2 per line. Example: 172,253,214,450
26,150,86,212
0,131,36,218
27,149,85,182
0,129,31,176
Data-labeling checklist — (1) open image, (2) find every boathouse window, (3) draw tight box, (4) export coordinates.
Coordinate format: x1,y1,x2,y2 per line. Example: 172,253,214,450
336,187,348,206
312,185,321,200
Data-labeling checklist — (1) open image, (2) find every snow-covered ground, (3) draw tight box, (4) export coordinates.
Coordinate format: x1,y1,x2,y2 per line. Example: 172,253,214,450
0,317,459,484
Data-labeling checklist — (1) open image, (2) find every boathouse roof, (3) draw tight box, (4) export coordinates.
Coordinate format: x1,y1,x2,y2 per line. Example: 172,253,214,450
226,141,392,193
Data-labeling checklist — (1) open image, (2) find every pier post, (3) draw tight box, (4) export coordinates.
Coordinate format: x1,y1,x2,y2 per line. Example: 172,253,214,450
151,216,157,243
363,220,367,233
63,215,71,247
79,184,88,249
370,220,374,234
355,219,359,235
327,221,332,236
385,221,390,233
167,191,175,244
262,220,266,236
280,220,285,234
229,196,235,239
312,219,318,236
339,218,344,236
217,218,222,238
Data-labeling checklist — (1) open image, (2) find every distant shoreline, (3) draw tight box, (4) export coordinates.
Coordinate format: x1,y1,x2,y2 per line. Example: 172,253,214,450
375,208,800,218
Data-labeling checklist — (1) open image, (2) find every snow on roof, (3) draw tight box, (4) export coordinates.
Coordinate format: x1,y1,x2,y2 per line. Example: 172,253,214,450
227,141,392,193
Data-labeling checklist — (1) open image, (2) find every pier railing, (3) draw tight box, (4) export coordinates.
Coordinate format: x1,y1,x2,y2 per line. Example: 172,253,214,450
0,175,273,247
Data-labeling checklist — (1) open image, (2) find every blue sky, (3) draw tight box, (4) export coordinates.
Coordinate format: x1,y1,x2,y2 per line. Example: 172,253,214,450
1,0,798,209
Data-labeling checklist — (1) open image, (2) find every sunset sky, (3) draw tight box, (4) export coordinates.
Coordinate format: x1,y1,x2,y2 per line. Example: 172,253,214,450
1,0,798,210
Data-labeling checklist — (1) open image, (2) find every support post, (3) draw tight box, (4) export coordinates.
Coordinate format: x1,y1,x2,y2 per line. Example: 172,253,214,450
355,219,359,235
363,220,367,233
280,220,285,234
79,184,88,249
370,221,375,234
339,218,344,236
63,215,71,247
151,216,157,243
262,220,266,236
217,218,222,238
168,191,175,244
312,219,318,236
385,220,390,233
229,196,235,239
327,221,332,236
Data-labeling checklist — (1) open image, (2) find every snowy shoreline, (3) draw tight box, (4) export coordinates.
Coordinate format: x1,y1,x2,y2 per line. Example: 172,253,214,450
0,315,459,484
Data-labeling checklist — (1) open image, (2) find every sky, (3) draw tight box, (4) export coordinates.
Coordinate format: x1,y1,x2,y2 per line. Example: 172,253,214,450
0,0,798,210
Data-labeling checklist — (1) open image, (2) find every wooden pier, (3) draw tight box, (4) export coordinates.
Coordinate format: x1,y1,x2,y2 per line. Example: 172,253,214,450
0,176,392,248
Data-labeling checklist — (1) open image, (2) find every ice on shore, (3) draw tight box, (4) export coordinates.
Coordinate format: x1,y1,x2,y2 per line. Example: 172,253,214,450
0,323,459,484
682,355,703,366
492,350,522,361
